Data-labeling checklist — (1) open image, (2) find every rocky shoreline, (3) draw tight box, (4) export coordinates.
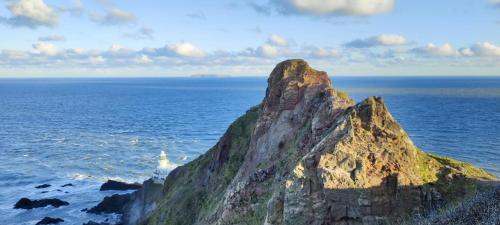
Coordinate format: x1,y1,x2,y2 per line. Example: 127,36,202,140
13,180,142,225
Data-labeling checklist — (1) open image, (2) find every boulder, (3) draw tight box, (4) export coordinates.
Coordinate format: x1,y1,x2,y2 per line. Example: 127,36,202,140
35,184,51,189
83,221,111,225
14,198,69,209
88,193,131,214
35,217,64,225
61,183,74,187
100,180,141,191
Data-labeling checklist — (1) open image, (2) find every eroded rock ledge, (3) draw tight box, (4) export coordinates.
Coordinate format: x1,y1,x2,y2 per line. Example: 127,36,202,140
124,59,496,225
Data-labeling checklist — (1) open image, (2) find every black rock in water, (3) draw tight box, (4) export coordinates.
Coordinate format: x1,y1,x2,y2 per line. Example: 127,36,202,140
100,180,141,191
14,198,69,209
35,184,51,189
88,193,131,214
61,183,73,187
83,221,111,225
35,217,64,225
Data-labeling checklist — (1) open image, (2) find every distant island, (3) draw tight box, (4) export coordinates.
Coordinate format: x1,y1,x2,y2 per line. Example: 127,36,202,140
190,74,233,78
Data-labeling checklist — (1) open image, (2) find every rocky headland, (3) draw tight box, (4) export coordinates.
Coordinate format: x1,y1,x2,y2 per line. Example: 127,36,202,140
118,59,497,225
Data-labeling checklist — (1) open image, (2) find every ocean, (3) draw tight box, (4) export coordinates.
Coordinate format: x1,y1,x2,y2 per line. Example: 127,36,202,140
0,77,499,224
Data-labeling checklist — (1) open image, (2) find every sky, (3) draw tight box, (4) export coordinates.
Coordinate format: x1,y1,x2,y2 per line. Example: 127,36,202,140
0,0,499,77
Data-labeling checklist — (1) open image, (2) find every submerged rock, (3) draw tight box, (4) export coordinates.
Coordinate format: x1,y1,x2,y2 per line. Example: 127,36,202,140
124,59,496,225
100,180,141,191
35,184,51,189
14,198,69,209
88,193,131,214
83,221,111,225
35,217,64,225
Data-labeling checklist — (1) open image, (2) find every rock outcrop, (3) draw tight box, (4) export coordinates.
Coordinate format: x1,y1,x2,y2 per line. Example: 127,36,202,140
126,59,496,225
35,217,64,225
100,180,142,191
14,198,69,209
88,193,132,214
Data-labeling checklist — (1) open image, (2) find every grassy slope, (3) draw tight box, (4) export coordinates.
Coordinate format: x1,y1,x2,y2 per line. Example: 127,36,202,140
143,106,259,225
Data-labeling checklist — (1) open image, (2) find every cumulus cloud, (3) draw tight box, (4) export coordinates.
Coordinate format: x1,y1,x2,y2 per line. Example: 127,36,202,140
32,42,58,56
461,42,500,57
412,43,458,57
345,34,408,48
108,44,134,57
38,35,66,42
1,0,58,28
257,44,280,57
89,56,105,65
2,37,498,76
310,47,340,58
268,34,289,46
165,43,206,58
266,0,394,16
491,0,500,7
90,8,136,26
133,54,153,64
57,0,84,16
2,49,30,60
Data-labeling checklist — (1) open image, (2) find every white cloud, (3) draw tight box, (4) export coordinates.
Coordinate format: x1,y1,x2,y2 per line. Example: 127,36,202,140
90,8,136,26
268,34,288,46
32,42,58,56
38,35,66,42
310,47,340,58
1,0,58,28
257,44,279,57
89,56,105,64
166,43,206,58
2,49,30,60
461,42,500,57
134,54,153,64
345,34,408,48
412,43,458,57
272,0,394,16
491,0,500,7
459,48,475,57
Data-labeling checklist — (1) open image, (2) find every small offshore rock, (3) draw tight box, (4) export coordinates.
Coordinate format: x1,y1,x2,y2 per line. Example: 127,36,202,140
35,184,51,189
83,221,111,225
61,183,73,187
35,217,64,225
88,193,131,214
100,180,141,191
14,198,69,209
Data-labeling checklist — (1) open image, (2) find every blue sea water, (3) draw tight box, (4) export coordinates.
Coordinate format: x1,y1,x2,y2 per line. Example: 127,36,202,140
0,77,499,224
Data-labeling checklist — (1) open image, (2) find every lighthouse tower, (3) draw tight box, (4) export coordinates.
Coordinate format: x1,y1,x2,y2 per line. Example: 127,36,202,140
152,151,171,184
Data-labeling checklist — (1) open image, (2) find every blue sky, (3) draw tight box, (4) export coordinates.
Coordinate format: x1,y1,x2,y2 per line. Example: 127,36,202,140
0,0,499,77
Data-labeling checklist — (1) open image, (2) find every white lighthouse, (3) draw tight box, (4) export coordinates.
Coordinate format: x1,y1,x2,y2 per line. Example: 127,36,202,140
152,151,171,184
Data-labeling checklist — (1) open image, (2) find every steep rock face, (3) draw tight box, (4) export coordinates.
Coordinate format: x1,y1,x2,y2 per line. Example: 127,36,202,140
131,59,495,225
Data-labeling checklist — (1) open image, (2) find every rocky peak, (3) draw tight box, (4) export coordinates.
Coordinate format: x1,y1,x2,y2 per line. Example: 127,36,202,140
262,59,332,114
255,59,350,138
126,59,496,225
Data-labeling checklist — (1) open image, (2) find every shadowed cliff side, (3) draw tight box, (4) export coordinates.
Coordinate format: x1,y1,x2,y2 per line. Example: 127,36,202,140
124,59,496,225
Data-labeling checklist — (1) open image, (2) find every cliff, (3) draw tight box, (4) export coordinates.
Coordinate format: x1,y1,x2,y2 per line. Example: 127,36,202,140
124,59,496,225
